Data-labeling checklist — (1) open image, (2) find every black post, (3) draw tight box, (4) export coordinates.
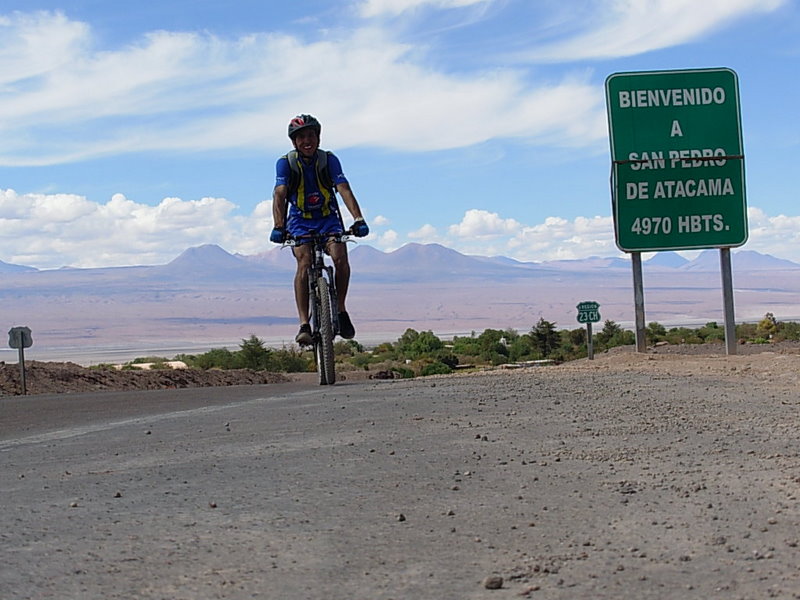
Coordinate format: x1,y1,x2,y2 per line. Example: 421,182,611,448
720,248,737,355
18,346,27,395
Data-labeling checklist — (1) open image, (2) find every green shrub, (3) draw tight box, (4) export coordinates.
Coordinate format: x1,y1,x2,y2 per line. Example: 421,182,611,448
392,366,415,379
776,321,800,341
420,362,452,376
271,348,311,372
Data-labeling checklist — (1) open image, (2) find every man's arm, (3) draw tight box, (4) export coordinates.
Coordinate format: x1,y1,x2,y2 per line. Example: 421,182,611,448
273,184,289,229
336,182,364,221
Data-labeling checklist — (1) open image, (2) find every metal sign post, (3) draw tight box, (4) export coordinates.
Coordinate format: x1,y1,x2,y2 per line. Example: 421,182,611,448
631,252,646,353
576,302,601,360
606,67,747,354
8,326,33,395
720,248,737,354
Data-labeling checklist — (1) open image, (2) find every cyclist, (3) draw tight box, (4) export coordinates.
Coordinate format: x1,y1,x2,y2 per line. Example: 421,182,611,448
270,114,369,346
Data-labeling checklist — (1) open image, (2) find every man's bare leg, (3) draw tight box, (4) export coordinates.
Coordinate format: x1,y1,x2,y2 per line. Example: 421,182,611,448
328,241,350,313
327,240,355,338
293,244,312,323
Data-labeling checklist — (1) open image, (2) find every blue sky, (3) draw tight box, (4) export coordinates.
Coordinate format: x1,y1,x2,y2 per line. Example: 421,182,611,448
0,0,798,268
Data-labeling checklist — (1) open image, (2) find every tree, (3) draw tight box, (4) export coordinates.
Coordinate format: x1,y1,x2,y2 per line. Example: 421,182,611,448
395,329,444,360
395,328,420,357
646,322,667,344
596,320,622,346
508,334,535,361
596,320,635,349
410,331,444,358
567,328,587,347
477,329,509,363
194,347,237,370
532,318,559,357
239,335,271,370
557,329,588,361
756,312,778,340
452,335,481,359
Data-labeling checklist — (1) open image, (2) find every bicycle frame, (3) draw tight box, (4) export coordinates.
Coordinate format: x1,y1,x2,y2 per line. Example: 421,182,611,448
285,231,350,384
309,235,340,335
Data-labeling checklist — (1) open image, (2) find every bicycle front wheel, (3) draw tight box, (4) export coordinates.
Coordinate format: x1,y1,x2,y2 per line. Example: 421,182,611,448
315,276,336,385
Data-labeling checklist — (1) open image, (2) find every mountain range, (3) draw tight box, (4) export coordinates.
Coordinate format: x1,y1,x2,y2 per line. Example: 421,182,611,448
5,243,798,278
2,243,799,364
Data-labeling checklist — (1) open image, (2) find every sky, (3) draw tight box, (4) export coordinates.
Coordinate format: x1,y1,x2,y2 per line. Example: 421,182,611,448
0,0,799,269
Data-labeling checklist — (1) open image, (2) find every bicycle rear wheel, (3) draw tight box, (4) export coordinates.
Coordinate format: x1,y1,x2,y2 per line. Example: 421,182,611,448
315,276,336,385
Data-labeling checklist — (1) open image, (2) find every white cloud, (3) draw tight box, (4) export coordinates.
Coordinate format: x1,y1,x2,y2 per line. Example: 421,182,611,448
408,224,439,240
505,215,618,260
358,0,491,18
520,0,787,62
2,190,799,267
375,229,400,249
372,215,390,226
745,207,800,254
448,208,521,238
438,211,618,261
0,10,606,166
0,2,785,166
0,11,88,85
0,189,257,268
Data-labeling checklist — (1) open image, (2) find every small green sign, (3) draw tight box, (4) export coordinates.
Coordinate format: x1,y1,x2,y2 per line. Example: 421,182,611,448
576,301,601,324
606,68,747,252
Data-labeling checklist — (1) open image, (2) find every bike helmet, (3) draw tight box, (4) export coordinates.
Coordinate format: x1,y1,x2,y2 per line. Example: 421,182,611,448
288,114,321,139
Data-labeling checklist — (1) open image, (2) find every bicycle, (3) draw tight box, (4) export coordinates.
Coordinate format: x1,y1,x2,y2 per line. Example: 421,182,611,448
285,230,352,385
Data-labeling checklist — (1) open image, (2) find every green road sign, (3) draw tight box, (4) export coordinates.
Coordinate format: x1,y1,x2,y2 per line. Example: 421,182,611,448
576,301,601,324
606,68,747,252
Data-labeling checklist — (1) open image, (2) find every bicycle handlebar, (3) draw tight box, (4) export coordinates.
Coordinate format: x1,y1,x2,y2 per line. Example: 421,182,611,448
283,230,354,247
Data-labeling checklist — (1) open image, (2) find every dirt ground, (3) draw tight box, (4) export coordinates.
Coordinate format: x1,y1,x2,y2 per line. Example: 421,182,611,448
2,341,800,598
570,340,800,380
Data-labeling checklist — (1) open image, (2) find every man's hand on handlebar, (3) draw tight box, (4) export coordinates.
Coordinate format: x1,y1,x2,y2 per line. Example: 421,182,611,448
277,229,361,247
351,218,369,238
270,227,286,244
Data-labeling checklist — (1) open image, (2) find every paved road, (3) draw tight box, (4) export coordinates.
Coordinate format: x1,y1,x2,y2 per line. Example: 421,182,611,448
1,367,798,599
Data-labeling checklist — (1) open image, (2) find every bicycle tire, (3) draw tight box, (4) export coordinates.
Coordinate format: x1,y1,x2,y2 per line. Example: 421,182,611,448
308,281,326,385
316,276,336,385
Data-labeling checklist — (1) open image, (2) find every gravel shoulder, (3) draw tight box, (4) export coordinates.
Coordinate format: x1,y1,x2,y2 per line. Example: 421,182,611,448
1,344,799,599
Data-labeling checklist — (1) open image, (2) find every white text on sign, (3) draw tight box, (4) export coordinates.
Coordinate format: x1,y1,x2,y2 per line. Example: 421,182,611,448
626,178,735,200
630,214,729,236
628,148,728,170
617,87,726,108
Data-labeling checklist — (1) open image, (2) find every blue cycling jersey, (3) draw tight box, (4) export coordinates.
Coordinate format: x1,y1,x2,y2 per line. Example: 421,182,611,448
275,151,348,218
276,150,350,239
